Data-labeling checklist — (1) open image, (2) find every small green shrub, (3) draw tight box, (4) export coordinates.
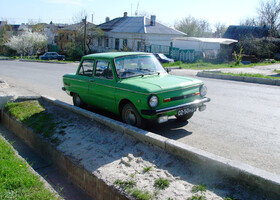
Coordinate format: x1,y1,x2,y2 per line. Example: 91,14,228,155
114,179,136,190
189,195,207,200
191,184,207,193
143,166,152,173
131,189,152,200
154,178,170,190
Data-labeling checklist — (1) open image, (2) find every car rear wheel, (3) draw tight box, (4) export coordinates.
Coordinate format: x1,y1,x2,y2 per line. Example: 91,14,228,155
122,103,146,129
73,93,86,108
175,112,194,122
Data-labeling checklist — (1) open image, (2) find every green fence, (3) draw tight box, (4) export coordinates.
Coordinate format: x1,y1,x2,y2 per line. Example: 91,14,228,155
145,44,195,62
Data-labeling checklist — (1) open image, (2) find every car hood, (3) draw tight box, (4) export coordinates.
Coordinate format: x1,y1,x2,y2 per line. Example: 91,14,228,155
118,74,203,94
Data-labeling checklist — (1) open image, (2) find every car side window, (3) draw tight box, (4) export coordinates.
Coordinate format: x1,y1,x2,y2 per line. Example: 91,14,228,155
95,60,113,80
78,59,94,77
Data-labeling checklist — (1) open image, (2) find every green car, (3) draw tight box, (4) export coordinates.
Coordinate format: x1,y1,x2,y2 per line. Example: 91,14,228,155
62,52,210,128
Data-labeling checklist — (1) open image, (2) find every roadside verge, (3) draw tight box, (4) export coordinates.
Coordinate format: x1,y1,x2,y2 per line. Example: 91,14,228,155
197,71,280,86
1,95,280,199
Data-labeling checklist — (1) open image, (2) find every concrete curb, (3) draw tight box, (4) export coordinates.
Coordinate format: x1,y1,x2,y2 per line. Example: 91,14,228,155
40,95,280,198
19,59,67,64
2,95,280,199
197,71,280,86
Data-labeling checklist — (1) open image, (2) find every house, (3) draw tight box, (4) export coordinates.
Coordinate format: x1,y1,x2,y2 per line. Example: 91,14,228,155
57,21,95,54
223,25,270,40
94,12,186,52
171,37,237,61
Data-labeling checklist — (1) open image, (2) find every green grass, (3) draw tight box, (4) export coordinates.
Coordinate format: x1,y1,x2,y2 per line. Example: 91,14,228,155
191,184,207,193
154,178,170,190
0,135,57,199
131,189,152,200
114,179,136,190
163,60,280,70
221,72,280,80
5,100,59,139
274,69,280,73
143,166,152,173
189,195,207,200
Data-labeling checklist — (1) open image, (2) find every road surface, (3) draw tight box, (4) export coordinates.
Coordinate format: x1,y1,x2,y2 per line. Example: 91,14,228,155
1,60,279,176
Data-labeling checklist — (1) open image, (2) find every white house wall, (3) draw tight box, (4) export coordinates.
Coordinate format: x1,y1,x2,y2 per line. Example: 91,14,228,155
173,40,220,51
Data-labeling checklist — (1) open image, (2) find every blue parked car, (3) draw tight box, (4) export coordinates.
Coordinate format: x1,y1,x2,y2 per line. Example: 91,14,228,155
154,53,174,63
39,52,65,61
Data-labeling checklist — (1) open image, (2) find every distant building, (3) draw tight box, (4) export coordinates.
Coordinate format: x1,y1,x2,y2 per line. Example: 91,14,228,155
94,12,186,52
223,25,270,40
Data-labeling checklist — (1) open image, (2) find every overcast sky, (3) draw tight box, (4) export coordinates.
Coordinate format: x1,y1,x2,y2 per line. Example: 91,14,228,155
1,0,261,27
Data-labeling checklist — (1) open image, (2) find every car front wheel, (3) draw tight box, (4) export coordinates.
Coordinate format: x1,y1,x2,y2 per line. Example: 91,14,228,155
175,112,194,122
73,93,86,108
122,103,146,129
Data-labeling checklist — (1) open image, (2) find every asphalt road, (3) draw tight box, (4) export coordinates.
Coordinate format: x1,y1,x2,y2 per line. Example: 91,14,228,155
0,60,279,176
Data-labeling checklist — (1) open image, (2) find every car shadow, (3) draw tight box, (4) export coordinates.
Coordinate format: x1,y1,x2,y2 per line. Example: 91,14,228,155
146,118,193,140
85,104,193,140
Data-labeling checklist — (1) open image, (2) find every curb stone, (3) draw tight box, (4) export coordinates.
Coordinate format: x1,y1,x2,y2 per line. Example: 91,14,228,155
197,71,280,86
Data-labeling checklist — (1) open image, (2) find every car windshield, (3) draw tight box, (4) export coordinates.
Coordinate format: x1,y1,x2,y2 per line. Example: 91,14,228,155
115,55,167,79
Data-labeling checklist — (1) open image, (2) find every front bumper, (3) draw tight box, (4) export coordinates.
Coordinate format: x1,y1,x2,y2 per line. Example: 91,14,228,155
141,97,211,116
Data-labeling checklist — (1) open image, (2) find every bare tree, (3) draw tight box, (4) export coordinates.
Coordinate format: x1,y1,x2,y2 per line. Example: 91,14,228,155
257,0,280,37
240,17,260,26
72,9,88,23
213,22,227,38
175,16,212,37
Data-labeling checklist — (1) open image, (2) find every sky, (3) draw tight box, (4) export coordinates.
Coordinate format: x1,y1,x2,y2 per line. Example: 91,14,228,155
0,0,261,28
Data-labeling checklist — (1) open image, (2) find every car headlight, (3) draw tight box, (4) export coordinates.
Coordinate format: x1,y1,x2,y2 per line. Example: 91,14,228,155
148,95,158,108
200,85,207,97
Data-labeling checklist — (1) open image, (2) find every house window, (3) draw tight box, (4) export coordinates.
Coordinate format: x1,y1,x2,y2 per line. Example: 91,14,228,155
123,39,128,49
137,41,141,51
105,38,109,48
115,38,119,50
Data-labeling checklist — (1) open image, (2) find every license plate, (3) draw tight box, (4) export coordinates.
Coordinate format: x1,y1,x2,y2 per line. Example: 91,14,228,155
177,107,196,116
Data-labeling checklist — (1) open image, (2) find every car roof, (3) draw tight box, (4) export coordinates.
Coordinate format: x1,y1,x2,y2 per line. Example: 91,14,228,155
83,52,152,59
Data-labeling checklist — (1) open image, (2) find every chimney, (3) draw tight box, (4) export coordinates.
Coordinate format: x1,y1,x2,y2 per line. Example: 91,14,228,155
106,17,110,22
124,12,128,17
150,15,156,26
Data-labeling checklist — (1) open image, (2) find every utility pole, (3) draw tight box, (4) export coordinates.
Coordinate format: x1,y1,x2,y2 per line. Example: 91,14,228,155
83,16,87,55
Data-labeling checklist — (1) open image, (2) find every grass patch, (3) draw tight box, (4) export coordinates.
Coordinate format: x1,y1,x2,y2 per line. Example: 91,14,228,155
131,189,152,200
221,72,280,80
191,184,207,193
0,134,57,199
163,60,280,70
143,166,152,173
274,69,280,73
114,179,136,190
154,178,170,190
189,195,207,200
5,100,59,140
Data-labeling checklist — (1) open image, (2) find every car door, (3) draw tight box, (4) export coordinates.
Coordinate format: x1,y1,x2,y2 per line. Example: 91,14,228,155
72,59,95,105
88,59,117,113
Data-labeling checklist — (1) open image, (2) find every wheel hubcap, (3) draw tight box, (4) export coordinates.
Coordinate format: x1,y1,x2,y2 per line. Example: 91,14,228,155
125,110,136,125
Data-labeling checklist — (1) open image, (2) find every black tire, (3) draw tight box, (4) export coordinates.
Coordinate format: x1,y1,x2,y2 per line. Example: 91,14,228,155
122,103,146,129
175,112,194,122
73,93,86,108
